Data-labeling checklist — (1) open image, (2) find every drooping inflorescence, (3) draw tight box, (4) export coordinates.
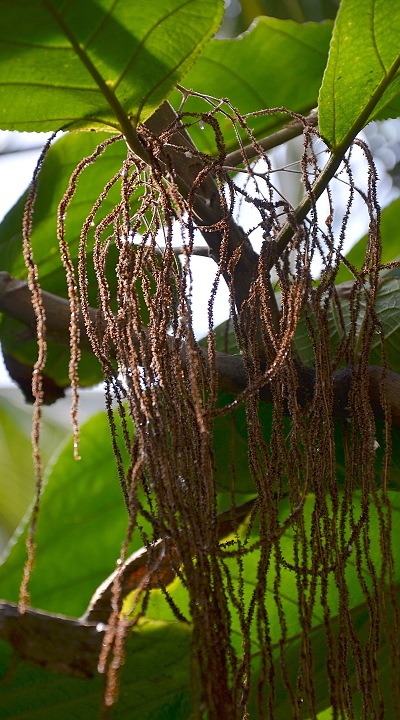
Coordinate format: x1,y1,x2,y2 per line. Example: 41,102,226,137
22,93,399,717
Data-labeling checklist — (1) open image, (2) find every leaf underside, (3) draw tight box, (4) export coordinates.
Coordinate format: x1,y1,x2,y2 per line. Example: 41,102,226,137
0,0,223,132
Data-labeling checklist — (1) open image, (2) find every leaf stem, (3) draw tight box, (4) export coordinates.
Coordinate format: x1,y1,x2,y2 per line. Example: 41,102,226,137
264,46,400,271
328,56,400,154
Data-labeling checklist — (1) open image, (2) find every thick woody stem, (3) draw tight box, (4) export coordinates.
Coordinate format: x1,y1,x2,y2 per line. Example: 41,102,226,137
2,271,400,425
144,102,279,326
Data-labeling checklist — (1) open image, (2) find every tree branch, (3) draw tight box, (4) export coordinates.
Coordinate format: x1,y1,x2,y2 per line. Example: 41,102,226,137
2,271,400,426
144,102,280,326
0,600,104,678
0,499,257,676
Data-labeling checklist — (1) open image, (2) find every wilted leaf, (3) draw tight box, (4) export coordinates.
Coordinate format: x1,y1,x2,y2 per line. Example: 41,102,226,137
84,498,256,623
0,601,103,679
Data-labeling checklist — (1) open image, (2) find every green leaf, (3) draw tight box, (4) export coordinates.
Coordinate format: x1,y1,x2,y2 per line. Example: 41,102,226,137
0,396,67,540
0,0,223,133
0,132,126,286
252,587,400,717
209,312,400,496
319,0,400,150
0,620,193,720
170,17,333,154
293,277,400,374
368,277,400,369
199,316,239,354
0,411,147,617
0,314,106,393
145,491,400,714
213,392,274,496
1,433,399,717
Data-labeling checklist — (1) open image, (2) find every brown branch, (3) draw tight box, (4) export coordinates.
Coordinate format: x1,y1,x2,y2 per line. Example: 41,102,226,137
155,244,210,258
144,104,316,322
1,271,400,425
82,498,256,624
0,499,257,676
144,102,279,326
0,270,248,393
0,600,104,678
0,271,96,355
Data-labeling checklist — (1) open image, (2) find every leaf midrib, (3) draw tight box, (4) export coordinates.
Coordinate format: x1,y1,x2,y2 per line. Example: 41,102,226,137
43,0,146,157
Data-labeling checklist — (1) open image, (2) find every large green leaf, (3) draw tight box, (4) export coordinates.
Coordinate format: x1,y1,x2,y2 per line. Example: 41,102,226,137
0,620,193,720
170,17,333,154
0,315,104,394
146,491,400,715
251,587,400,717
208,310,400,496
1,589,397,718
148,490,400,625
0,131,145,312
0,396,67,542
0,411,143,617
0,132,127,288
0,0,223,133
1,410,398,716
213,392,274,496
294,277,400,375
319,0,400,150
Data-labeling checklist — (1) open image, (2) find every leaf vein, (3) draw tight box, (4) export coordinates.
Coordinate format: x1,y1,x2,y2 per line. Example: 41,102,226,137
370,0,386,76
113,0,196,93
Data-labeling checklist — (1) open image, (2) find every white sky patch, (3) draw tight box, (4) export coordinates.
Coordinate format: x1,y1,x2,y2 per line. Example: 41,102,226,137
0,133,54,386
0,131,54,222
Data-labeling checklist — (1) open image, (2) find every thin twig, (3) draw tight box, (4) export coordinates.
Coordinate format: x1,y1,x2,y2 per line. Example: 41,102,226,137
154,245,210,258
269,150,345,271
225,110,318,167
